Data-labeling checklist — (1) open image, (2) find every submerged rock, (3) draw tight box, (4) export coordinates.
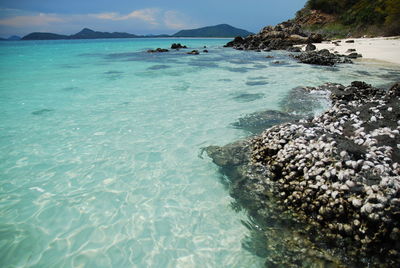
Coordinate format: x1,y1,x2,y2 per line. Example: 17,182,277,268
232,93,265,103
32,109,54,115
207,81,400,267
232,110,301,134
280,86,330,115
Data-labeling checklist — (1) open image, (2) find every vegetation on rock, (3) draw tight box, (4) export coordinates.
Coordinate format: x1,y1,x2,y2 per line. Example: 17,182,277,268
296,0,400,37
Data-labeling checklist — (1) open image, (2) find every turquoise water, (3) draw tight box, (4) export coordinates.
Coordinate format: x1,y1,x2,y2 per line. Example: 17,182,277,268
0,38,399,268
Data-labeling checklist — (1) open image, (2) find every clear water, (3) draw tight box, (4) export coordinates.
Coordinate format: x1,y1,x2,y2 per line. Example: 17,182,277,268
0,38,399,268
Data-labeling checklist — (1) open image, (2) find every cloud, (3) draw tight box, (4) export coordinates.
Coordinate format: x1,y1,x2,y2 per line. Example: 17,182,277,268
0,13,64,27
163,10,190,30
0,8,197,36
91,12,118,20
91,8,160,25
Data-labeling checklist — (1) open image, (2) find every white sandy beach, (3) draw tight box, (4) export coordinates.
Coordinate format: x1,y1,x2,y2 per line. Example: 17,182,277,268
310,36,400,65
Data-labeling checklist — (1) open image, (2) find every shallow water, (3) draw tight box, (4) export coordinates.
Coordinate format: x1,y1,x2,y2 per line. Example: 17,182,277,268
0,38,399,268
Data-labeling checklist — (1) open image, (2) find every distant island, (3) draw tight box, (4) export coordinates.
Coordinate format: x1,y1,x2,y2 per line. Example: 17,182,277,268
173,24,252,37
0,35,21,41
20,24,253,41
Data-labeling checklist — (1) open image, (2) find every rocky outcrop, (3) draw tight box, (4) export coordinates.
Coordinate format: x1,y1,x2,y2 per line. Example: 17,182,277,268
293,49,353,66
224,20,323,51
295,9,336,26
206,81,400,267
171,43,187,49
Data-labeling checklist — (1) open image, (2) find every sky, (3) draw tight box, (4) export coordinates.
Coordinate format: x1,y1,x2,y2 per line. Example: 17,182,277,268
0,0,307,37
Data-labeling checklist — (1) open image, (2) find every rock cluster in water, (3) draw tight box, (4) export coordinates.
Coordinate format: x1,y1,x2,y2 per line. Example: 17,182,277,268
224,20,323,51
292,49,353,66
147,44,206,55
171,43,187,49
207,81,400,267
147,48,169,53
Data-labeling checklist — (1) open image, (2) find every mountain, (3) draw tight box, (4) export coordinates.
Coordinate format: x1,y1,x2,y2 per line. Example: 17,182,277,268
21,28,137,40
20,25,253,41
22,32,69,40
295,0,400,37
69,28,137,39
7,35,21,40
0,35,22,41
173,24,253,37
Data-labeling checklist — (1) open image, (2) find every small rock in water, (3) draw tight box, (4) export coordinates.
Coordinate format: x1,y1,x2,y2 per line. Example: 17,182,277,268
186,50,200,55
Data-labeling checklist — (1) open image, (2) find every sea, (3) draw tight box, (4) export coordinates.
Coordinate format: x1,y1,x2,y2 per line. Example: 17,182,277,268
0,38,399,267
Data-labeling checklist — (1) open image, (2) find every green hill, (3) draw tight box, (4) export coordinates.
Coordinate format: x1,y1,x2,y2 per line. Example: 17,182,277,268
173,24,253,37
296,0,400,37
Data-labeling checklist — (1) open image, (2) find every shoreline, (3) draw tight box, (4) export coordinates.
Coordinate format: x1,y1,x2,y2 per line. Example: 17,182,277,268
310,36,400,65
207,30,400,267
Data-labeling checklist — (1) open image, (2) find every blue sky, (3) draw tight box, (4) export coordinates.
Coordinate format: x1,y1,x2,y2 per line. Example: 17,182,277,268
0,0,307,37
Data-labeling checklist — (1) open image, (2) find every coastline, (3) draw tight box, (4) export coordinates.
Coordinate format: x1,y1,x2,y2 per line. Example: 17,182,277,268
310,36,400,65
206,31,400,266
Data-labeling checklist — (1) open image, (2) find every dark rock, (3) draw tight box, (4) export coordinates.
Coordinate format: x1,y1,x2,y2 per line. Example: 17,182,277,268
345,40,355,43
347,53,362,59
346,49,356,53
305,43,317,51
186,50,200,55
388,82,400,97
225,36,245,47
307,33,323,43
287,46,302,52
293,49,353,66
171,43,187,49
147,48,169,53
